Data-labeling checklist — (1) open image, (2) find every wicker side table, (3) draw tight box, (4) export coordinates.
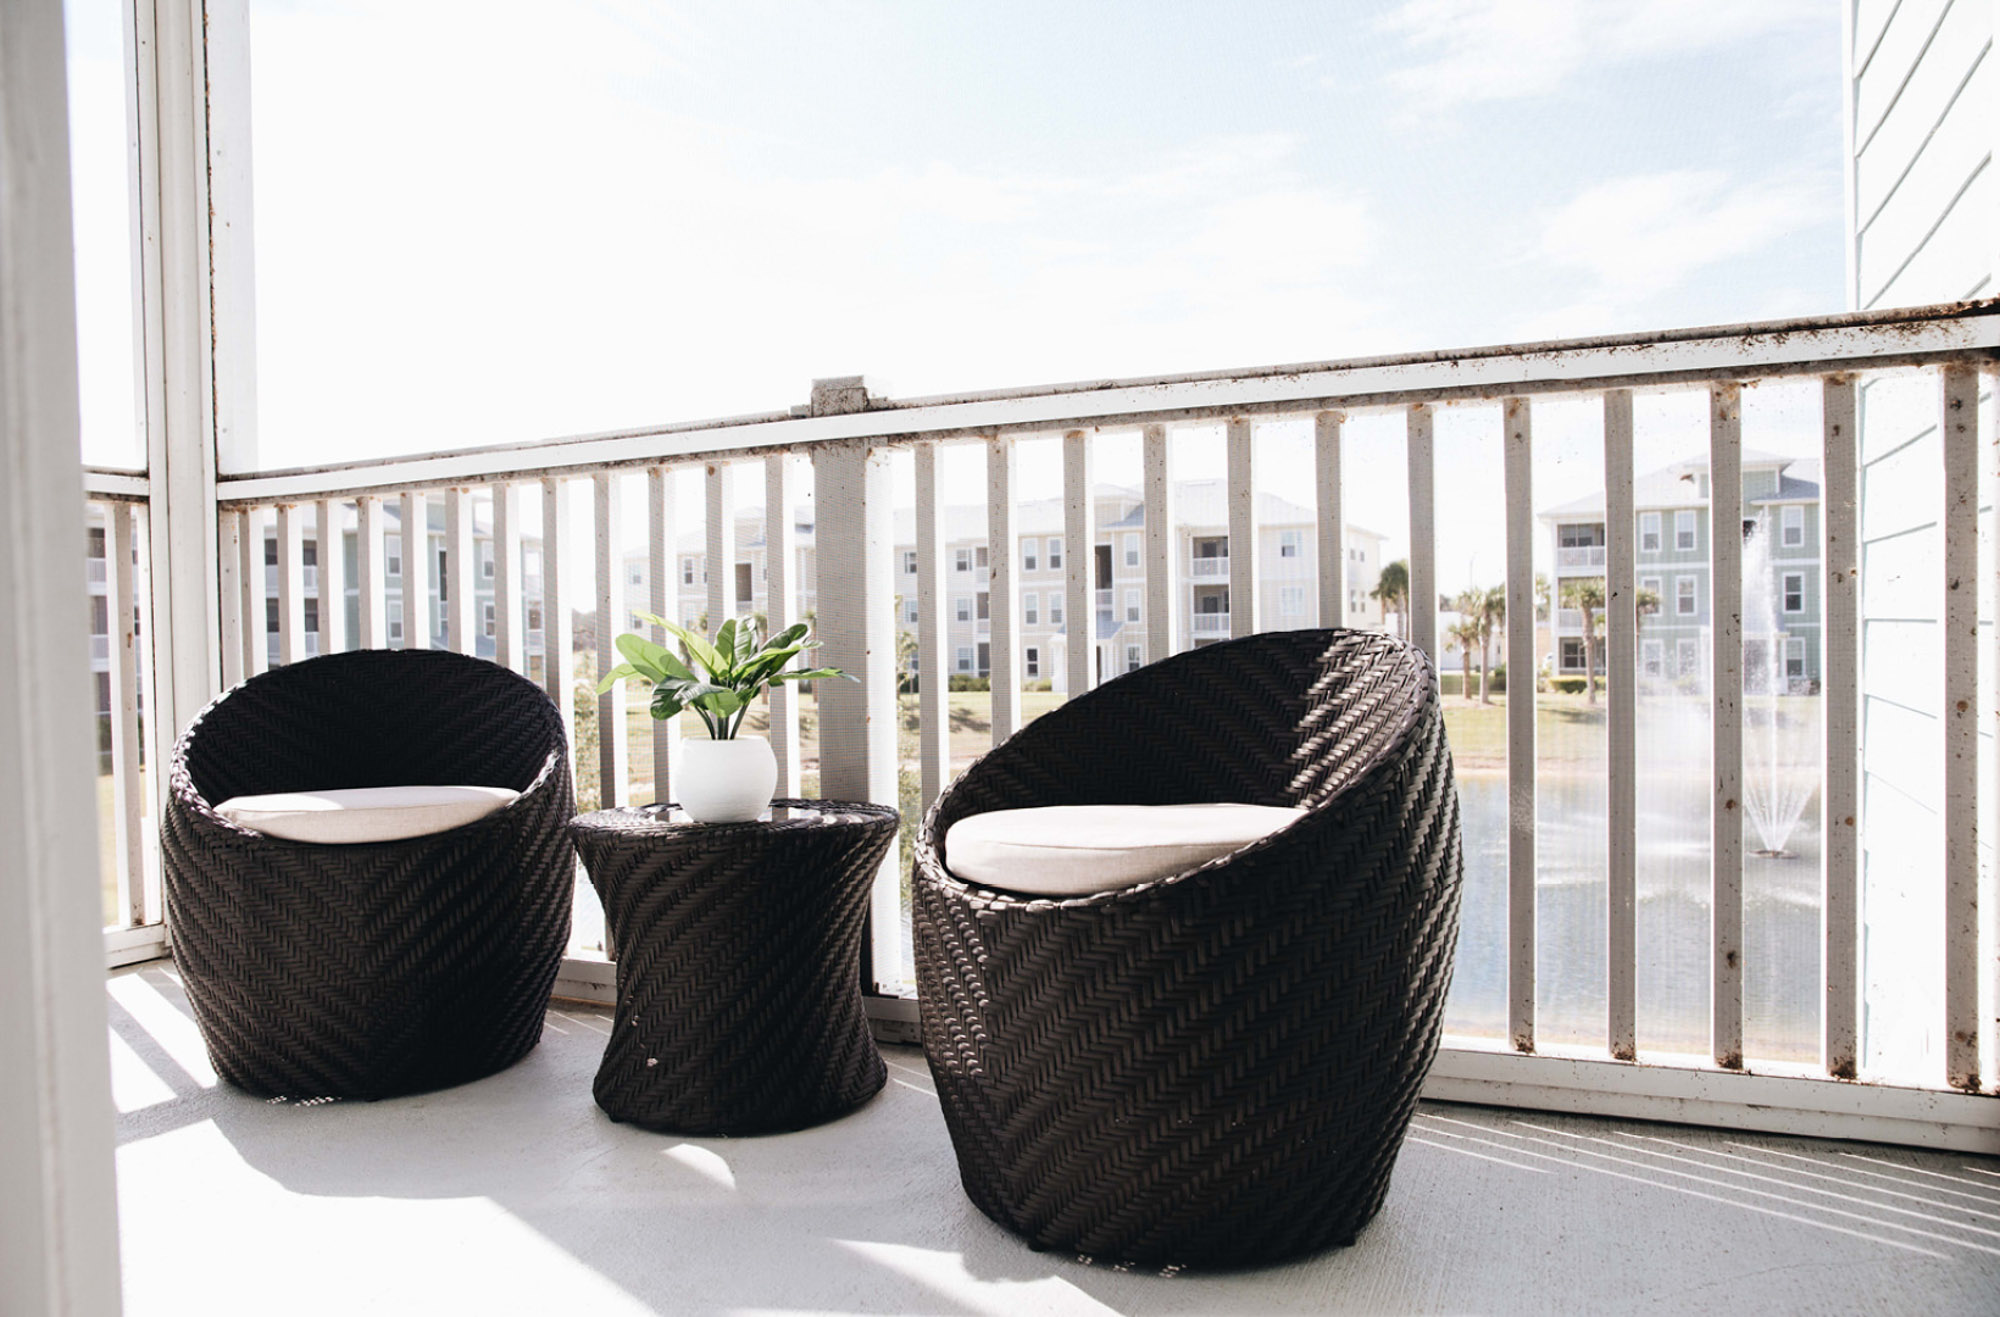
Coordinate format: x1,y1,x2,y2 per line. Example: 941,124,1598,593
568,799,897,1135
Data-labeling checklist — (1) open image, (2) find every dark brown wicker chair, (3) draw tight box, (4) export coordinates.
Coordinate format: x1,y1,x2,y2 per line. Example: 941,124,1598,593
913,628,1462,1268
162,648,574,1100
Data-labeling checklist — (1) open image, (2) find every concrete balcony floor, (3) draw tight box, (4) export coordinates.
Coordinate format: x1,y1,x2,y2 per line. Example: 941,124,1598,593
110,962,1999,1315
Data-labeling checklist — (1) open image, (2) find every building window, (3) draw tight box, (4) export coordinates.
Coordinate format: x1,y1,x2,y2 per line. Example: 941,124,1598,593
481,542,494,578
955,596,971,622
1349,587,1361,613
1676,576,1696,616
1024,592,1038,625
264,597,279,632
264,535,278,567
1559,638,1585,672
976,591,990,621
1279,585,1304,616
303,597,319,635
681,556,697,586
1049,594,1064,624
1782,572,1804,614
1123,533,1140,568
1023,539,1038,572
1047,537,1063,570
1125,644,1142,673
1785,636,1805,679
1024,646,1040,678
735,562,753,605
483,603,496,637
629,566,643,585
955,548,973,573
1677,638,1699,677
1642,639,1663,677
1782,505,1804,548
1124,588,1141,622
386,535,402,577
955,647,974,673
1279,529,1303,559
976,545,989,569
1675,510,1696,552
903,599,918,624
526,602,543,633
901,550,917,574
88,526,106,559
523,548,541,579
1640,511,1661,553
388,600,404,642
1640,575,1661,602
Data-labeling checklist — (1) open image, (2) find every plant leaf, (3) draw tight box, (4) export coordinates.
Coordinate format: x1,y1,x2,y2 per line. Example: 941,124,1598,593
594,662,643,694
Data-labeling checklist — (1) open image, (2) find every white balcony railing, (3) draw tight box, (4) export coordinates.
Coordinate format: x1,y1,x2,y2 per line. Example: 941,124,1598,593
87,301,2000,1149
1556,545,1606,569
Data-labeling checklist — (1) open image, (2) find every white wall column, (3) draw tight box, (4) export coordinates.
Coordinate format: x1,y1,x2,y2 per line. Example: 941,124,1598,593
0,2,126,1310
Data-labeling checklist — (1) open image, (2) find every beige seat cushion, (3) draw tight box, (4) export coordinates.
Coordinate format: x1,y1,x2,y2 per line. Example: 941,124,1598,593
945,802,1307,897
215,785,520,844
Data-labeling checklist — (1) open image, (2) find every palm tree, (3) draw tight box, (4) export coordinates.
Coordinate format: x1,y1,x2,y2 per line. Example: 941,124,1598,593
1560,577,1607,705
1474,584,1505,705
1372,560,1410,640
1448,614,1483,701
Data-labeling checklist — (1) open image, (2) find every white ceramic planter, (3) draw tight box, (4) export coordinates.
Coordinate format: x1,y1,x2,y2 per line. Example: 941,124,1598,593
677,735,778,824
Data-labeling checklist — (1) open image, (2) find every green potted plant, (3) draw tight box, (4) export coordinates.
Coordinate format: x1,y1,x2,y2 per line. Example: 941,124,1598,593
597,615,847,823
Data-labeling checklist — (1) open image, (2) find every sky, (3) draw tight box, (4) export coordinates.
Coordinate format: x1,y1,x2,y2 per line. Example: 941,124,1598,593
67,0,1849,596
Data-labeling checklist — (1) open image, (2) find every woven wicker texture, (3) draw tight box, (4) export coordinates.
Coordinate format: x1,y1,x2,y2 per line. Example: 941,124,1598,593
571,800,896,1136
913,629,1462,1268
163,649,574,1100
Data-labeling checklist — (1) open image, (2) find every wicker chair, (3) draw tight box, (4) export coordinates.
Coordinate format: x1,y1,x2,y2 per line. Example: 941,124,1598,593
162,649,574,1100
913,628,1462,1268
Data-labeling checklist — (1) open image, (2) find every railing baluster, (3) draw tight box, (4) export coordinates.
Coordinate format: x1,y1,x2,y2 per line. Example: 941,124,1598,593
356,496,386,650
541,477,574,746
647,466,683,803
1710,382,1745,1070
1504,398,1536,1053
400,491,430,649
1604,389,1637,1061
491,483,522,672
1821,374,1860,1080
1227,417,1257,639
1142,423,1175,662
241,506,266,676
811,439,900,989
1940,363,1980,1091
1408,403,1437,663
706,460,731,629
217,508,245,688
987,433,1019,742
764,454,801,796
594,471,628,809
1316,411,1344,628
445,487,475,655
316,498,345,655
916,443,949,809
1063,429,1096,696
107,502,146,927
275,503,306,666
1984,364,2000,1094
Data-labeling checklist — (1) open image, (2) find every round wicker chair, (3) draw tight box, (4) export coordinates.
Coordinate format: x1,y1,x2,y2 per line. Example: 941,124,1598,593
162,648,574,1100
913,628,1462,1268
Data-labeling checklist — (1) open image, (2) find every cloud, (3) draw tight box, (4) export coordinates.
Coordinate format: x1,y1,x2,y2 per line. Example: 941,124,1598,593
1378,0,1826,112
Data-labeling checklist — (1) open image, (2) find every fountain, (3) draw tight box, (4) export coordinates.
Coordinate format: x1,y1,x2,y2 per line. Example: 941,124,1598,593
1740,512,1818,858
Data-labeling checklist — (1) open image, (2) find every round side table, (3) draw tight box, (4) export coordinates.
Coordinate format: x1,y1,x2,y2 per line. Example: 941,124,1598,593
568,798,897,1135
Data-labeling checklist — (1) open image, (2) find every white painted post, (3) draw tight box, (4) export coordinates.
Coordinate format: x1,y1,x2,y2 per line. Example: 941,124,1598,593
1984,365,2000,1096
355,496,386,649
1504,398,1537,1054
444,486,475,655
541,477,575,746
811,438,901,990
491,483,522,672
706,460,732,630
647,467,683,803
240,505,265,675
1820,374,1860,1080
1316,411,1345,629
987,434,1020,742
594,472,628,808
1604,389,1637,1061
1710,382,1745,1070
1064,430,1097,695
1227,417,1258,640
915,443,950,809
0,2,125,1304
275,503,306,666
1142,423,1176,662
1940,363,1980,1091
108,503,147,928
399,491,430,649
315,497,345,655
217,508,244,687
765,454,802,795
1408,403,1437,663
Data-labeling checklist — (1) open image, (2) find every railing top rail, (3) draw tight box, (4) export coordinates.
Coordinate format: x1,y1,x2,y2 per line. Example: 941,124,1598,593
215,300,2000,506
83,470,152,500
